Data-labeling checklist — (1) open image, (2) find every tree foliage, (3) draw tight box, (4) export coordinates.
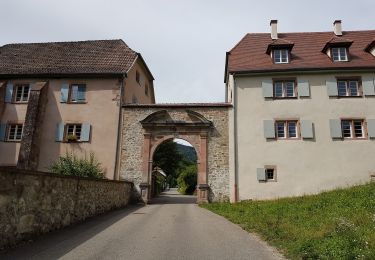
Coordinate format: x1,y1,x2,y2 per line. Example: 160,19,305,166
177,164,197,195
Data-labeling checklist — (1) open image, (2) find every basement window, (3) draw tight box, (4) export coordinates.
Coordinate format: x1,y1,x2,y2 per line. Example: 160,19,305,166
7,124,23,141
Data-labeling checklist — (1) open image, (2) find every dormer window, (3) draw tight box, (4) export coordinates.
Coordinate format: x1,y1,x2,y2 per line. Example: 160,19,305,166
332,47,348,62
273,49,289,63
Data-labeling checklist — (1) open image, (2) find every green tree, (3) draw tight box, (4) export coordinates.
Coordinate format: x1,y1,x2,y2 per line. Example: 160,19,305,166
177,164,197,195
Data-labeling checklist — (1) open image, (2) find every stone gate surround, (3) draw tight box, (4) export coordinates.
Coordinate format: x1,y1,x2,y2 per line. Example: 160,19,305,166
119,103,231,203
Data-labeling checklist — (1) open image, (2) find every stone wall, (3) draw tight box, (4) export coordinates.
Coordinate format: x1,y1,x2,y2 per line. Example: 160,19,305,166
120,105,230,202
0,168,133,249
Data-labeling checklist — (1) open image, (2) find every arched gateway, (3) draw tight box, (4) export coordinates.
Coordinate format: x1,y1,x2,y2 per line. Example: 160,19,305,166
119,104,231,203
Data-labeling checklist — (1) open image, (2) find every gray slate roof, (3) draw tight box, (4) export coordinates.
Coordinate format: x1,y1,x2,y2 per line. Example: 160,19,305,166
0,39,138,76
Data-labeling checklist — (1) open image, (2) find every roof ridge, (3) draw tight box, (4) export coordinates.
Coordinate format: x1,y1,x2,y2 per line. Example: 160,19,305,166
1,39,124,48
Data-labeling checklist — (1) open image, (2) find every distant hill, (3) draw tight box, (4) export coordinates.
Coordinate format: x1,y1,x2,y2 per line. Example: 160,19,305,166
176,143,197,163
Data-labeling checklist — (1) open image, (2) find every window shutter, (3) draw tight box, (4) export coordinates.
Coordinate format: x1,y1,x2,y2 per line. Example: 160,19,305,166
297,79,310,97
0,123,6,141
367,119,375,138
300,120,314,139
362,76,375,96
329,119,342,138
263,120,275,139
326,80,338,97
5,83,13,103
77,85,86,101
262,80,273,98
81,123,91,142
55,123,64,142
257,168,266,181
60,83,69,103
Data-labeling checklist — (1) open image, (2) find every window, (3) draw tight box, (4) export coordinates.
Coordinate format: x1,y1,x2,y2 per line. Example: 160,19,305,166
7,124,23,141
331,47,348,61
276,120,299,139
145,83,149,96
136,71,141,84
69,84,86,103
273,49,289,63
65,124,82,142
337,79,361,97
341,119,366,139
14,84,30,102
274,80,296,98
266,168,275,180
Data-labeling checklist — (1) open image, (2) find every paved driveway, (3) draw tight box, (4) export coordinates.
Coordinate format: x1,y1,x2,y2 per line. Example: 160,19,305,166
1,189,284,260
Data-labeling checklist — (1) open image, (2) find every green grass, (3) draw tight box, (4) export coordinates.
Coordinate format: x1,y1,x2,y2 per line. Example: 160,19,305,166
201,183,375,259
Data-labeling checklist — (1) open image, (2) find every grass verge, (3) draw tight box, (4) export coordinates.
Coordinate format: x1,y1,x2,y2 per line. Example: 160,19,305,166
201,183,375,259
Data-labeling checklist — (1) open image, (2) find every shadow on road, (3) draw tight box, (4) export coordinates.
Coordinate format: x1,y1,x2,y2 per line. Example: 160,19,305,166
150,188,197,205
0,204,143,260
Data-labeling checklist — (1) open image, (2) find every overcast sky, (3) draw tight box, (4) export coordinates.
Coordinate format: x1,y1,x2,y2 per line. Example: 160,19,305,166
1,0,374,103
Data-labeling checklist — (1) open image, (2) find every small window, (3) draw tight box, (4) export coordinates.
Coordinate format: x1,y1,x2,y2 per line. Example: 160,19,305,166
275,120,299,139
265,166,277,182
274,80,296,98
14,84,30,102
341,119,366,139
69,84,86,103
136,71,141,84
337,79,361,97
65,124,82,142
273,49,289,64
331,47,348,61
145,83,149,96
7,124,23,141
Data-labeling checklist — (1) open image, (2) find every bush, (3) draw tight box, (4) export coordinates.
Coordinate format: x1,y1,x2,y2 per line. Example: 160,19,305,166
177,164,197,195
50,151,104,178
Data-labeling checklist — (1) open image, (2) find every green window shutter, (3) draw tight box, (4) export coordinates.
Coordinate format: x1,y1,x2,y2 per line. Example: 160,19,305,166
77,85,86,101
5,83,13,103
326,80,338,97
81,123,91,142
298,79,310,97
60,83,69,103
362,76,375,96
262,80,273,98
0,123,6,141
263,120,275,139
55,123,64,142
257,168,266,181
329,119,342,138
367,119,375,138
300,120,314,139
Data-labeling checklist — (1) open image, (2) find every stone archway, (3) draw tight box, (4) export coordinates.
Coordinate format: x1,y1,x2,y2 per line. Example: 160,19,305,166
139,110,211,203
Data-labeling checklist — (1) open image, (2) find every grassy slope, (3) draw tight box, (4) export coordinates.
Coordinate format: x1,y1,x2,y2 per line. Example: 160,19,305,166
201,183,375,259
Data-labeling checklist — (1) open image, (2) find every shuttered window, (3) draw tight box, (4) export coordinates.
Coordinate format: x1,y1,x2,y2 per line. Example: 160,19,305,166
65,124,82,142
14,84,30,102
337,79,361,97
6,124,23,141
341,119,366,139
275,120,299,139
273,80,296,98
69,84,86,103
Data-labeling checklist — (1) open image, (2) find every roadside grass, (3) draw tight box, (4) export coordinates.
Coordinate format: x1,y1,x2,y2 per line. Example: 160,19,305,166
201,182,375,259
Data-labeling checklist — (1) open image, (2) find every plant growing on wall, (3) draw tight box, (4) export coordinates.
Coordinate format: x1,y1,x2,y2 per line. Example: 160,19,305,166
66,134,78,142
49,151,104,178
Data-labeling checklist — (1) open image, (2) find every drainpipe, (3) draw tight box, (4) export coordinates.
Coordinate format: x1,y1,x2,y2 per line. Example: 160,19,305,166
233,75,239,202
114,75,126,180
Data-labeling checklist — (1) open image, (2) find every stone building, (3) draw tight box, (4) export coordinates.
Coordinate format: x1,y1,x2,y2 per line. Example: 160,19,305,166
0,40,155,178
225,20,375,202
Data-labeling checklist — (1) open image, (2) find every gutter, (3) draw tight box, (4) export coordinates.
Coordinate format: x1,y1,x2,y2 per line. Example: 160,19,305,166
114,74,126,180
233,74,239,202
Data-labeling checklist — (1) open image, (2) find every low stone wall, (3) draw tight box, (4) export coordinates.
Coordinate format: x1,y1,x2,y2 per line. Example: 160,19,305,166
0,168,133,249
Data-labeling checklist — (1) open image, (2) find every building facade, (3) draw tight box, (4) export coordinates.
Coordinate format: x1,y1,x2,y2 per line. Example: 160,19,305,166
226,20,375,201
0,40,155,179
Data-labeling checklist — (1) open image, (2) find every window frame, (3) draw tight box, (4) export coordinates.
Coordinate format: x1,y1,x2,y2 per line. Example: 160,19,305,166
6,123,24,142
272,49,290,64
64,123,83,142
331,47,349,62
336,77,362,97
13,84,30,103
340,118,367,140
275,119,300,140
273,79,298,99
68,83,87,104
136,71,141,85
264,165,277,182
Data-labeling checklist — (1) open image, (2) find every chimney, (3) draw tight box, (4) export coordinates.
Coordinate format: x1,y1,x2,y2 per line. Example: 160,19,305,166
333,20,342,36
270,20,278,40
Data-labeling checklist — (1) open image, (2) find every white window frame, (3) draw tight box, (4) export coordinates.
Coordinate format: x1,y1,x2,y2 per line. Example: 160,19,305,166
273,80,296,98
341,119,366,139
65,124,82,142
331,47,348,62
273,49,289,64
264,166,277,182
6,124,23,142
275,120,299,139
14,84,30,103
337,79,361,97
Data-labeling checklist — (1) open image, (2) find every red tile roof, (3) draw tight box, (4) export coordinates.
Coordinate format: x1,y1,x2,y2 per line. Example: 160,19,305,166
227,30,375,76
0,39,138,76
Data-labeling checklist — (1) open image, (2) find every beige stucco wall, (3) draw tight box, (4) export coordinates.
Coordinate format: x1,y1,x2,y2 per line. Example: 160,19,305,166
233,72,375,200
125,59,155,104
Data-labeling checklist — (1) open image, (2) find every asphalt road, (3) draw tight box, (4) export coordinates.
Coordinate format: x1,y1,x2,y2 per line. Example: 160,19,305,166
1,189,284,260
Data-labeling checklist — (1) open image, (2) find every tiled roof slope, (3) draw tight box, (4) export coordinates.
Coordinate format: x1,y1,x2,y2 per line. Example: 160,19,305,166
227,30,375,74
0,39,138,76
